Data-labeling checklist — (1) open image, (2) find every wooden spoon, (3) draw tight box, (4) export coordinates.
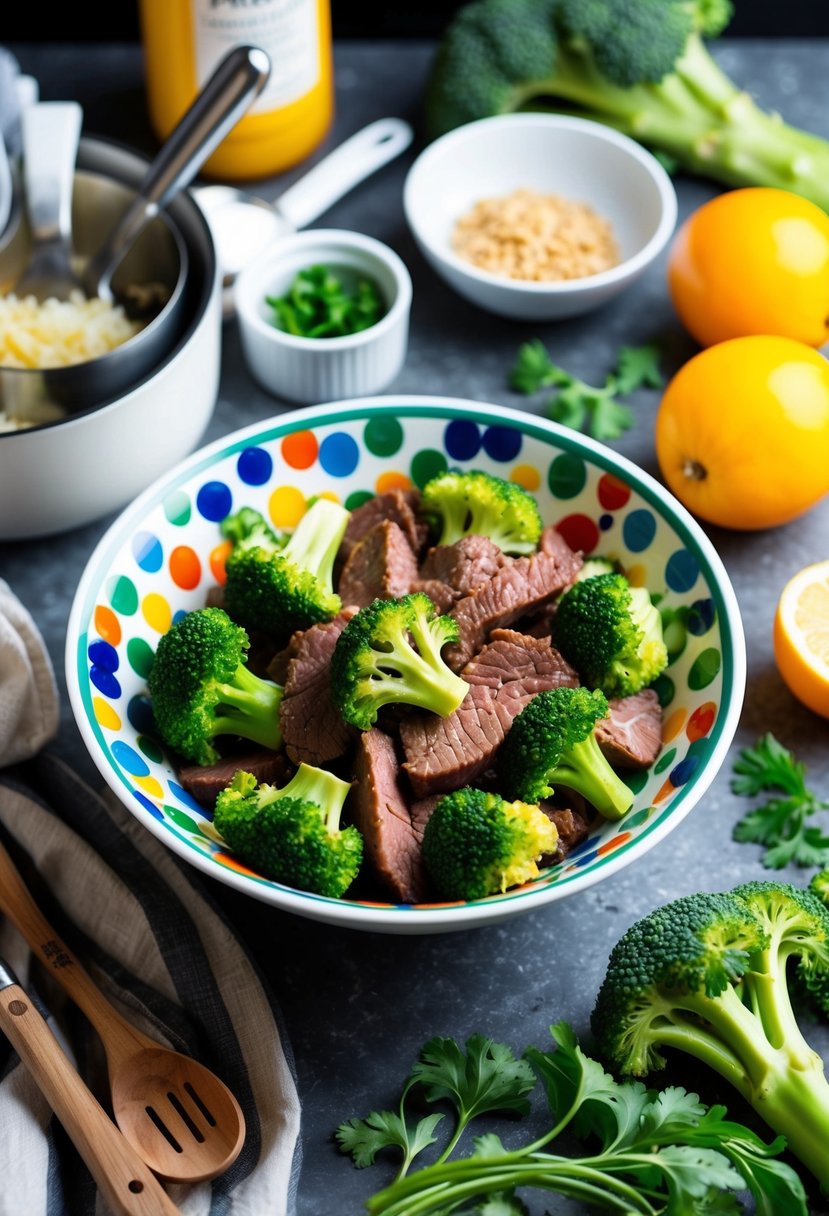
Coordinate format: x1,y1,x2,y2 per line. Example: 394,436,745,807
0,838,245,1183
0,956,181,1215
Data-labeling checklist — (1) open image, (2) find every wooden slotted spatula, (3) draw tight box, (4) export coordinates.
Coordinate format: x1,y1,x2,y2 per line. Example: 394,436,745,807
0,837,245,1183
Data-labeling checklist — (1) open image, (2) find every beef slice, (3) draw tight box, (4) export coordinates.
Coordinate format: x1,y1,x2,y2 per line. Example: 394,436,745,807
595,688,663,769
337,520,419,609
279,609,357,767
351,729,428,903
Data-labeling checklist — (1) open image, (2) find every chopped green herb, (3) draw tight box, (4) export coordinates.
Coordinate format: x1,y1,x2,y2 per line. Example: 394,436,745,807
732,733,829,868
265,265,385,339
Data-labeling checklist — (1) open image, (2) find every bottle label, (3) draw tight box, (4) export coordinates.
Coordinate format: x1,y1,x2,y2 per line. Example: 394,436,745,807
192,0,320,114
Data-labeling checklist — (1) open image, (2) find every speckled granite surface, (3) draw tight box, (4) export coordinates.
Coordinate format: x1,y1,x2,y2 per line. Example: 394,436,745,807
2,39,829,1215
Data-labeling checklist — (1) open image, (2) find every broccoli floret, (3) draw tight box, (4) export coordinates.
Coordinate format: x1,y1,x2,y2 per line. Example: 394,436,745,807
575,557,618,582
499,687,634,819
810,870,829,908
421,786,558,900
331,593,470,730
147,607,283,766
425,0,829,212
591,880,829,1188
214,764,362,898
222,498,349,638
421,469,542,555
553,572,668,697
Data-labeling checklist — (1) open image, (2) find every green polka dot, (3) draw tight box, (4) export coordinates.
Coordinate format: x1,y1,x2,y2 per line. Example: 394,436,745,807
651,674,675,708
164,804,200,834
655,747,677,774
623,770,649,795
687,736,711,759
410,449,448,489
624,806,652,829
688,647,721,690
548,453,586,499
164,489,191,526
127,637,155,678
108,575,138,616
137,735,163,762
364,415,403,457
345,489,375,511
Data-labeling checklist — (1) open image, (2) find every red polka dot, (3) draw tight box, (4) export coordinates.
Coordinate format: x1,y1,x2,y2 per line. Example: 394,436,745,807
597,473,631,511
281,431,318,469
169,546,201,590
687,701,716,741
555,514,600,555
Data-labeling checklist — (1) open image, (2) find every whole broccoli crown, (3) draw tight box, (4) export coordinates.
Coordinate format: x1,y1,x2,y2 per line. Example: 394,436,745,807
499,686,609,801
224,546,341,638
421,787,557,901
425,0,559,137
331,593,465,730
220,506,281,552
421,469,542,554
553,572,667,697
591,891,766,1074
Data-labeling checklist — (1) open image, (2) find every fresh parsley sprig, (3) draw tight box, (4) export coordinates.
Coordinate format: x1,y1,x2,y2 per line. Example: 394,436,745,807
731,733,829,869
336,1022,805,1215
508,339,662,441
266,264,385,339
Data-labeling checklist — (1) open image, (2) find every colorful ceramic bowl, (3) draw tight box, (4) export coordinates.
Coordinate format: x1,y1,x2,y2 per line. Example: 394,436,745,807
66,397,746,934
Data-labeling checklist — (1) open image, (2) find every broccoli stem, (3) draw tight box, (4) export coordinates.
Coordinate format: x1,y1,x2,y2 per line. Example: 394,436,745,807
368,641,469,717
282,499,350,587
274,762,352,832
213,664,283,752
552,734,634,820
523,34,829,211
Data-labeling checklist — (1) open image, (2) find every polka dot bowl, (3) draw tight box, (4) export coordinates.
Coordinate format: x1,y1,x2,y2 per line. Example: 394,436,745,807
66,397,746,934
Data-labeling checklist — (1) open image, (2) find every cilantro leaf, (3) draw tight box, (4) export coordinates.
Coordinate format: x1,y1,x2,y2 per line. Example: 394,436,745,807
587,389,635,441
731,734,829,868
613,343,664,394
335,1108,444,1171
508,339,571,394
412,1035,536,1123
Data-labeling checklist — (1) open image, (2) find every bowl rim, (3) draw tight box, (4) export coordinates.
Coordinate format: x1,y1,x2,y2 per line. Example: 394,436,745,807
66,395,746,933
234,227,413,352
403,113,678,296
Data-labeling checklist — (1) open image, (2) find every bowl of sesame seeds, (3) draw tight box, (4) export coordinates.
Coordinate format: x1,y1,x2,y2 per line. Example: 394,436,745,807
403,113,677,321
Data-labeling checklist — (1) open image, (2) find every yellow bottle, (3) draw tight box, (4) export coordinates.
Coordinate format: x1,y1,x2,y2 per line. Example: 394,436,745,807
138,0,334,181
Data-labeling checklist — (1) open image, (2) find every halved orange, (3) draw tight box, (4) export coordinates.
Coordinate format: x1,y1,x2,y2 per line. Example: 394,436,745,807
773,560,829,718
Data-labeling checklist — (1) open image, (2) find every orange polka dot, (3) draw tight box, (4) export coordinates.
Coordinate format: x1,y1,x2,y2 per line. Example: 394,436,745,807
597,832,631,856
654,778,675,804
661,708,687,743
625,563,647,588
94,604,121,646
281,430,318,470
169,545,201,590
215,851,266,879
510,464,540,492
210,539,233,586
375,470,412,494
687,701,716,742
269,485,306,529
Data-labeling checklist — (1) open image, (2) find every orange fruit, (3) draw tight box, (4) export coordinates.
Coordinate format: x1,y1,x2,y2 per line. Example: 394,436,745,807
655,335,829,530
774,560,829,718
668,187,829,348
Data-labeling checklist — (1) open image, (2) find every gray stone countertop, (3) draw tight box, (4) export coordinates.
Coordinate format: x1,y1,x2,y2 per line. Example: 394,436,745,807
2,37,829,1215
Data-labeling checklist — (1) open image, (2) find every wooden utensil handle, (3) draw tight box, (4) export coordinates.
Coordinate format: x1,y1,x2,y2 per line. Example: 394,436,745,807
0,985,180,1216
0,837,152,1059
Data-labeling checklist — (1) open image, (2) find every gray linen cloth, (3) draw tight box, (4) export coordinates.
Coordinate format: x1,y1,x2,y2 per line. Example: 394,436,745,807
0,579,302,1216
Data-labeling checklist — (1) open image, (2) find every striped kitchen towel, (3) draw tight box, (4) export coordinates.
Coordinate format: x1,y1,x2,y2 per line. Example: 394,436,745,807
0,580,302,1216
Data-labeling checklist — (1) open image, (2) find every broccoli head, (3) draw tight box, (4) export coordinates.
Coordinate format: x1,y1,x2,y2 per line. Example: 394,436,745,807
421,468,542,554
331,593,470,730
421,786,558,901
553,572,668,697
498,686,634,819
425,0,829,213
214,764,362,898
222,498,349,638
591,880,829,1188
147,606,283,766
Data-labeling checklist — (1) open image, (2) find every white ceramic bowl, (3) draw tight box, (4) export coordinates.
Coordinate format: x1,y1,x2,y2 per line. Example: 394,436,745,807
403,114,678,320
0,138,222,541
66,397,745,935
234,229,412,404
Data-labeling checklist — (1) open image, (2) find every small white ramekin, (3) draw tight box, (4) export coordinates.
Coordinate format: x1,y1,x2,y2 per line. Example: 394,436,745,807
234,229,412,404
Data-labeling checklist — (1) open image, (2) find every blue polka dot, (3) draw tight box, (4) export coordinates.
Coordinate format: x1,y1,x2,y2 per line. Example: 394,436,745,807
134,791,164,821
444,419,481,461
669,755,701,786
482,426,522,462
111,740,150,777
197,481,232,522
573,848,600,868
237,446,273,486
173,609,188,626
132,531,163,573
687,598,715,635
623,508,656,553
127,695,156,735
90,667,121,699
665,549,699,593
169,781,212,815
599,513,614,531
319,432,359,477
88,639,118,672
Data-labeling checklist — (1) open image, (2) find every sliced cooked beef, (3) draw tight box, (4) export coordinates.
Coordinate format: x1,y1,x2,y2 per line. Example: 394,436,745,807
339,489,427,565
409,795,440,840
444,545,583,672
420,535,506,595
177,750,290,808
462,629,579,717
595,688,662,769
540,800,593,863
400,683,513,798
351,729,428,903
279,609,357,766
539,525,583,568
337,520,419,608
411,577,456,615
205,585,226,609
266,627,305,686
